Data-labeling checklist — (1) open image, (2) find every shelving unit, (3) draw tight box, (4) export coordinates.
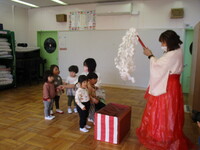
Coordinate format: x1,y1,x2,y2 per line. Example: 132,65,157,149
0,30,16,89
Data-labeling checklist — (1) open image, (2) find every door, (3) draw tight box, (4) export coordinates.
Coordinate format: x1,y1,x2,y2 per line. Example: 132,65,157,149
37,31,58,70
181,29,194,93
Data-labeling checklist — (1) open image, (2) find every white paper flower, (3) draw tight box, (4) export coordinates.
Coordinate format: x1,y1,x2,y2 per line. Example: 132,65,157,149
114,28,138,83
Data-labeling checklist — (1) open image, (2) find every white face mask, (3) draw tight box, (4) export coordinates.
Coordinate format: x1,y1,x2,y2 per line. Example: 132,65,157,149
161,46,167,52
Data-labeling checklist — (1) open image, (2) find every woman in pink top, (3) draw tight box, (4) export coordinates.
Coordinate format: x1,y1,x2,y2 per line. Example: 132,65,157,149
136,30,194,150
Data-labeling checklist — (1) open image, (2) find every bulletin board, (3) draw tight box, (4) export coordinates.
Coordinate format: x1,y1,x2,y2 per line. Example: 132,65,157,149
69,10,96,31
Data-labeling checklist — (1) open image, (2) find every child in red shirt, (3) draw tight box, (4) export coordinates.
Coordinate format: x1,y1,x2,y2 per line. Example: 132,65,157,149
43,70,56,120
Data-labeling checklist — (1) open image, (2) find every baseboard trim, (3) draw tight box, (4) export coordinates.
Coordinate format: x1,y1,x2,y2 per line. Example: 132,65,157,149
101,83,146,91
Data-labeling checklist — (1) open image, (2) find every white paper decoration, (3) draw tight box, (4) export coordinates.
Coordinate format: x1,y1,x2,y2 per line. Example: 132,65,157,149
114,28,138,83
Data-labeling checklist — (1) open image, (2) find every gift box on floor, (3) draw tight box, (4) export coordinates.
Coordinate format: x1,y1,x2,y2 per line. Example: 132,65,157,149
94,103,131,144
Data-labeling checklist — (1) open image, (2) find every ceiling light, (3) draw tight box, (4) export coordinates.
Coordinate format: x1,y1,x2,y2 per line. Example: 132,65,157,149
51,0,67,5
11,0,39,8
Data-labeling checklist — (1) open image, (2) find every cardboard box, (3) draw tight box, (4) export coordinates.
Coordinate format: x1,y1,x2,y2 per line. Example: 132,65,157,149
94,103,131,144
56,14,67,22
171,8,184,19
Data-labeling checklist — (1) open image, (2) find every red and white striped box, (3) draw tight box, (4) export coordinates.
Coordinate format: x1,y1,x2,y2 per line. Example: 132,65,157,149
94,103,131,144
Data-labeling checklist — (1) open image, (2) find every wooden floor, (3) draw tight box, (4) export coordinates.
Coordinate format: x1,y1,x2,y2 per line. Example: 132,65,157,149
0,84,199,150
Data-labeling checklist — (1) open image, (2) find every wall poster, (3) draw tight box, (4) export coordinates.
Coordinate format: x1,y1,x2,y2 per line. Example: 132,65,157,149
69,10,96,31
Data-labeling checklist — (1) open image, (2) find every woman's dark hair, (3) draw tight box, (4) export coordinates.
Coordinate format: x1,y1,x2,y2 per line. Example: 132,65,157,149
50,64,59,73
159,30,183,51
43,70,53,82
83,58,96,73
68,65,79,73
78,75,88,83
87,72,98,80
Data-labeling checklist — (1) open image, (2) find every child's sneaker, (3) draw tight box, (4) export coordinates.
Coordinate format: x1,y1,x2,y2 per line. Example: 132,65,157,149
80,128,89,133
88,118,94,123
73,108,78,113
56,109,64,114
45,116,54,120
68,108,72,114
50,110,54,115
85,125,91,129
50,115,55,119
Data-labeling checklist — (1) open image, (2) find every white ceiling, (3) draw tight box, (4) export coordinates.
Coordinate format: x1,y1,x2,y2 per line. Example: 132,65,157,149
0,0,132,8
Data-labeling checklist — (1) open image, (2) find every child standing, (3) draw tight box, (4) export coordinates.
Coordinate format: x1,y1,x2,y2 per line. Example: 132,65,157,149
50,65,64,114
81,58,102,123
66,65,79,113
43,70,56,120
75,75,91,132
87,72,105,122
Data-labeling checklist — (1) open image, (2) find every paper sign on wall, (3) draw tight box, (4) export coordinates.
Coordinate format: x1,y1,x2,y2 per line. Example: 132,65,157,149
69,10,96,31
58,32,67,50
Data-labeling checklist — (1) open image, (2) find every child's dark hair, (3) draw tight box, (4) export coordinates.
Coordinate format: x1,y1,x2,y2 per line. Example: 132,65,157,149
78,75,88,83
50,64,59,73
159,30,182,51
83,58,96,73
68,65,79,73
43,70,53,82
87,72,98,80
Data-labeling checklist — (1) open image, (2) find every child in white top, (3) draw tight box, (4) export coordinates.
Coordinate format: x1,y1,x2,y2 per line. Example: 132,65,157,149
82,58,103,123
66,65,79,113
87,72,106,123
75,75,91,133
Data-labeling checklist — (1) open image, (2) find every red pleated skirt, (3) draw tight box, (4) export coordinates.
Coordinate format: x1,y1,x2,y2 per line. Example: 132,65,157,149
136,74,195,150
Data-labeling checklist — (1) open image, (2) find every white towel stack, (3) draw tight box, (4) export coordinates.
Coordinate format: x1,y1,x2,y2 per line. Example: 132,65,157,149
0,38,12,58
0,65,13,85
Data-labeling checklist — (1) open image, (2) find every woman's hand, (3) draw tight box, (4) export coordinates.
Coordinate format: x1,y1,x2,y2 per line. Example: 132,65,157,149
93,98,99,104
143,47,153,57
82,107,86,110
90,97,99,104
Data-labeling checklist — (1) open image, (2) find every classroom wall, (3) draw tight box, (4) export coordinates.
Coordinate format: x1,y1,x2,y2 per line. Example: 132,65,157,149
58,29,184,89
28,0,200,46
26,0,200,88
0,3,28,44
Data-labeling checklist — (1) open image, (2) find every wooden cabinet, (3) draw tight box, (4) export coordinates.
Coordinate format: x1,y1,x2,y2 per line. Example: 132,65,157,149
189,22,200,115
